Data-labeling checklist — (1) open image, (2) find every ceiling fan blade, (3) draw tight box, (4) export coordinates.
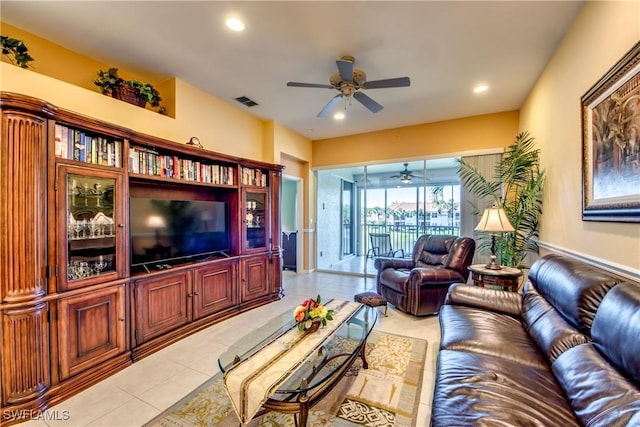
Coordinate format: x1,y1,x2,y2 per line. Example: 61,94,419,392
353,91,383,113
362,77,411,89
336,59,354,82
317,94,343,118
287,82,334,89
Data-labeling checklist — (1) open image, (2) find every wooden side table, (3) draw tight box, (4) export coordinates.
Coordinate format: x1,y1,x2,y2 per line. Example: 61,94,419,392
468,264,523,292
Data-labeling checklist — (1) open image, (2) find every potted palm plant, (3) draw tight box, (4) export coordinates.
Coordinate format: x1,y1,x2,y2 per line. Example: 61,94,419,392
1,36,34,68
458,131,546,269
94,68,161,109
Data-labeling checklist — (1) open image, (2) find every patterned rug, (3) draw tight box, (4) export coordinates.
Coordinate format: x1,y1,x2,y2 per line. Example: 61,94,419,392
145,331,427,427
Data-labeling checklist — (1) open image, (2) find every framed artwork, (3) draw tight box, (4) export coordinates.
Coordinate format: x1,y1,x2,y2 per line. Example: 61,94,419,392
582,41,640,222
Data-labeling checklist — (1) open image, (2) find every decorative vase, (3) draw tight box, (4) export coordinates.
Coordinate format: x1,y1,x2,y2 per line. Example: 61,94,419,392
305,320,321,333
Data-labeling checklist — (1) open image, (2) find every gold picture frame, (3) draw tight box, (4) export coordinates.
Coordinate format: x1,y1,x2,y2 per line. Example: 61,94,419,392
582,41,640,222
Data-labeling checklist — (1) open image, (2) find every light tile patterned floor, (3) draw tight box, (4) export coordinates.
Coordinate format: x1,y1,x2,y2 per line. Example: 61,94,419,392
13,271,440,427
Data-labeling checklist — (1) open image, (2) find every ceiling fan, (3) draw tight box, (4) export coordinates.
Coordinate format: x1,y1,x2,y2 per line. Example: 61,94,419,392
390,163,421,184
287,55,410,118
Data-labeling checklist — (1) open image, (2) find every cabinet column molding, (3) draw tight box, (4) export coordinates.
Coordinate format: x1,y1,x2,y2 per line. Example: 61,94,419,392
0,110,48,303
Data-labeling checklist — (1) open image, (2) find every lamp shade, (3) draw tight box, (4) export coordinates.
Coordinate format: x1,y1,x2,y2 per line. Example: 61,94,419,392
475,206,514,232
146,215,166,229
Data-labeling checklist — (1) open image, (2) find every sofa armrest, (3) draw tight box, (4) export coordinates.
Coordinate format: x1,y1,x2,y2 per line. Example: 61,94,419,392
409,267,465,286
444,283,522,317
374,257,414,271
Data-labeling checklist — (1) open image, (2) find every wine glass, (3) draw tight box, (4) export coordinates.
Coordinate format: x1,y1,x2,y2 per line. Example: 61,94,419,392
94,255,107,274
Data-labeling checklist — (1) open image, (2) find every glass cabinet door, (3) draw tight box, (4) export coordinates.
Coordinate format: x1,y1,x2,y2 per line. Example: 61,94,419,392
58,166,124,290
243,189,268,253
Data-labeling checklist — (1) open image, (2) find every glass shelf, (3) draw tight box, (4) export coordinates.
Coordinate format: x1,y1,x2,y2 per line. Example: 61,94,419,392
65,173,117,282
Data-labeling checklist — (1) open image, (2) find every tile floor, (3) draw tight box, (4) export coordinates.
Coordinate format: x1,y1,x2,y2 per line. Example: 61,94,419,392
14,271,440,427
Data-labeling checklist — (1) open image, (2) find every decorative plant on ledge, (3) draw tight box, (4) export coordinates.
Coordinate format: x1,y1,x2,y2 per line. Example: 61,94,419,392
94,68,163,111
1,36,34,68
458,131,546,269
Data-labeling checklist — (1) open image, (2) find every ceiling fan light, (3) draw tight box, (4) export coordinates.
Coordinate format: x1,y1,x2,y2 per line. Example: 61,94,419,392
225,17,245,32
401,177,412,184
474,84,489,93
333,112,345,120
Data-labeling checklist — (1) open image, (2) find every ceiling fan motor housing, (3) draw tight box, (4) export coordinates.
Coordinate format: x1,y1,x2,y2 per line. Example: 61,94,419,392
330,69,367,90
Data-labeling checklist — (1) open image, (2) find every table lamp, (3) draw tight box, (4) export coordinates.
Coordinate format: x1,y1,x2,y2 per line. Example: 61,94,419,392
475,206,514,270
147,215,166,247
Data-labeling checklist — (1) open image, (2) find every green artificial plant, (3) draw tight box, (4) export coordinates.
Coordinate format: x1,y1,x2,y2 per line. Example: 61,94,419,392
94,68,162,108
1,36,34,68
458,131,545,269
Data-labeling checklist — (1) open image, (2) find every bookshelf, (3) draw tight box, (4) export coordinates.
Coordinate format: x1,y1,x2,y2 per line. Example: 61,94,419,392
55,122,123,167
0,92,283,424
241,166,268,187
129,144,235,185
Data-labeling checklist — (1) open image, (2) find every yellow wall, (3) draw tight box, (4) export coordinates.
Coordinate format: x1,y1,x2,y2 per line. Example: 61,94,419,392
0,22,176,116
271,123,316,270
520,1,640,273
0,63,267,160
313,111,519,168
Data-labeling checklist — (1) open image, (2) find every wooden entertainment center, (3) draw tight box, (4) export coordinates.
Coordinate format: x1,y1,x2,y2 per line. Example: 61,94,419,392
0,92,283,422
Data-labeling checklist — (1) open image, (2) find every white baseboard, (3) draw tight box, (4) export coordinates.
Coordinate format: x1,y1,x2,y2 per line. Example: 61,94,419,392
538,241,640,283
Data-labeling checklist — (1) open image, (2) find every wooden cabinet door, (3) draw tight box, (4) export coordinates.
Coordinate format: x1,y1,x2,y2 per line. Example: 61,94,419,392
134,271,190,344
57,285,126,380
192,260,237,319
1,303,50,405
240,255,269,303
241,188,270,254
56,165,126,291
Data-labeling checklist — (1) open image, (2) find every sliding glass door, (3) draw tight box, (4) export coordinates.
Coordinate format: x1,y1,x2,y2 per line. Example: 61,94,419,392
316,158,461,276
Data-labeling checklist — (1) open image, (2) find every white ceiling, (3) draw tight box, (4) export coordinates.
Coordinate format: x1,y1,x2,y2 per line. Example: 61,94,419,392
1,1,582,141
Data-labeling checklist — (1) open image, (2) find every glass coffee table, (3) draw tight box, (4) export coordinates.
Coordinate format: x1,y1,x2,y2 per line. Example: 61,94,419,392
218,301,377,426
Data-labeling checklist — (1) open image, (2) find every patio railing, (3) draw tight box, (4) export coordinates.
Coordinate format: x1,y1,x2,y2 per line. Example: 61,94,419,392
364,223,459,257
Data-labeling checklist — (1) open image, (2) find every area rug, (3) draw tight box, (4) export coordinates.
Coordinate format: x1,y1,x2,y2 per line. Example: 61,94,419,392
144,330,428,427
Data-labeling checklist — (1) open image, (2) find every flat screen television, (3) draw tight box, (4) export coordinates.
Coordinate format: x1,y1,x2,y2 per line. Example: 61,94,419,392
130,197,230,269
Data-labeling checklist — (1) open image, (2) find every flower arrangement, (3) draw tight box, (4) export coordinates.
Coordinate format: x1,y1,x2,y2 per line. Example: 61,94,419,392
293,295,334,331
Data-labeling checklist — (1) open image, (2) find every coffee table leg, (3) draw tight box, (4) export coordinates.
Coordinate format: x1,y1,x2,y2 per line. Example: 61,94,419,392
298,392,309,427
360,342,369,369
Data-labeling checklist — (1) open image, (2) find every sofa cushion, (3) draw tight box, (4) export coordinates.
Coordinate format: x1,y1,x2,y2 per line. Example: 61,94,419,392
527,254,619,335
431,349,580,427
523,284,591,363
553,342,640,427
413,234,455,267
591,282,640,383
439,305,549,369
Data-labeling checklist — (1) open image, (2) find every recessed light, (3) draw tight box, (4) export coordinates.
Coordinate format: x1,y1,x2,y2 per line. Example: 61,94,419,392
226,17,245,32
474,85,489,94
333,112,345,120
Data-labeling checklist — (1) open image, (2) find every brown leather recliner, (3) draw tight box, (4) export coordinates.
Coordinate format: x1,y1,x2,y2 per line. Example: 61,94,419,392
374,234,475,316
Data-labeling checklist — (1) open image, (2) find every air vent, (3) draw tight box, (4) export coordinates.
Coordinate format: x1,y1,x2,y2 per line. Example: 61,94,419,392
234,96,258,107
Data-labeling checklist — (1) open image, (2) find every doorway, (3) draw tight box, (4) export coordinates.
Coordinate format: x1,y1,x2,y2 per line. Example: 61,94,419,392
282,174,303,272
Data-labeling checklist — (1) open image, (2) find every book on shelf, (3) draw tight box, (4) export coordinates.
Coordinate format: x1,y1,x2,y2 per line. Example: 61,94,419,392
241,167,267,186
54,123,122,167
129,144,235,185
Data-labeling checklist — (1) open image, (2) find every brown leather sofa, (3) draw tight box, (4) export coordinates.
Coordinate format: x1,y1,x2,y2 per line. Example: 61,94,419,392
374,234,475,316
431,254,640,426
